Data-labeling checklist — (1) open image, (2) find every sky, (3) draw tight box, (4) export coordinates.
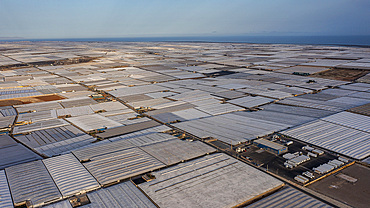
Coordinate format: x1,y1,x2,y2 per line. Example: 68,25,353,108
0,0,369,39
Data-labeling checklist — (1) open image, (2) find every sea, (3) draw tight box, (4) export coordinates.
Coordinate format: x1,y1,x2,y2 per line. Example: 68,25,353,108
2,35,370,47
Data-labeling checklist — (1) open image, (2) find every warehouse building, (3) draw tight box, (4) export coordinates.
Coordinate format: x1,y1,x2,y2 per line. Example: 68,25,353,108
254,138,288,155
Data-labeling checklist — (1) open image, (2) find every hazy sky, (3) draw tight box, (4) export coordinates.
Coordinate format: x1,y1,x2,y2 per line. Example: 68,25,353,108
1,0,369,39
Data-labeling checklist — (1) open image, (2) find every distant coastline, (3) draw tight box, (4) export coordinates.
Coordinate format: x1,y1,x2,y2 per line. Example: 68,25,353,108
1,35,370,47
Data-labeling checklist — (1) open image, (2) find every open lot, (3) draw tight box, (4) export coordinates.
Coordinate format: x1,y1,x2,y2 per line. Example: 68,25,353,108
308,163,370,208
0,94,65,106
311,68,369,81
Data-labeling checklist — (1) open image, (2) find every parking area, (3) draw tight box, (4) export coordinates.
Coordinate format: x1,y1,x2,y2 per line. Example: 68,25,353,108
308,163,370,208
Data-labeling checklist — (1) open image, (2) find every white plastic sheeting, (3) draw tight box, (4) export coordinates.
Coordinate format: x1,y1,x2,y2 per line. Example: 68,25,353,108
89,101,128,112
246,186,331,208
109,84,167,97
195,103,244,116
239,88,293,99
321,111,370,133
108,125,172,142
278,98,345,112
43,200,72,208
339,83,370,92
17,110,57,123
66,114,122,132
129,98,171,109
72,139,135,162
6,160,62,207
83,181,156,208
171,108,211,120
123,132,175,146
139,153,284,208
140,139,216,165
55,106,94,117
0,106,17,117
14,125,86,148
281,120,370,160
83,147,165,186
43,154,100,197
228,96,275,108
34,135,95,157
15,101,63,113
12,119,70,134
0,170,13,208
174,113,290,144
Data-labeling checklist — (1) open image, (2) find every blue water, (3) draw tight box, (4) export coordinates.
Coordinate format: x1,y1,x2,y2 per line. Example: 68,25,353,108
2,36,370,46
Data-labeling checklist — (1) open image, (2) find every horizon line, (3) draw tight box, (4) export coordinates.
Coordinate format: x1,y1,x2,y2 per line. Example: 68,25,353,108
1,34,370,41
